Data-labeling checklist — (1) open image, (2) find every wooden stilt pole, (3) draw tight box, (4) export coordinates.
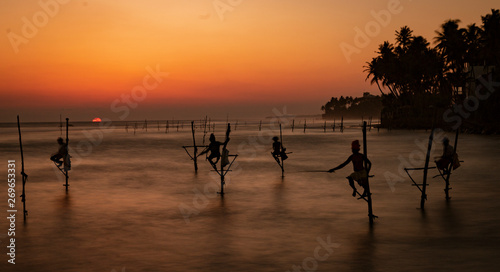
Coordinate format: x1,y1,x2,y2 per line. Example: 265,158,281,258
421,129,435,210
323,121,327,132
303,119,306,133
191,121,198,172
64,118,69,190
292,119,295,132
17,116,28,221
444,129,459,200
280,123,284,177
219,123,231,195
259,120,262,131
363,122,376,224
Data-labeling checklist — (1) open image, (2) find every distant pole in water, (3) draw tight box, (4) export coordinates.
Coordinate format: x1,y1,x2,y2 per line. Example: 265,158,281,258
64,118,69,191
203,117,208,145
303,119,307,133
363,122,376,224
165,121,169,133
59,114,62,136
259,120,262,131
144,119,148,132
125,122,129,133
340,116,344,133
421,129,435,210
134,122,137,135
17,115,28,221
323,121,327,132
182,121,208,173
333,118,336,131
291,119,295,132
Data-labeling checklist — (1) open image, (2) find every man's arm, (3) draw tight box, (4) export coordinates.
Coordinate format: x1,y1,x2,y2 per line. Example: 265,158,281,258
328,156,352,173
364,155,372,173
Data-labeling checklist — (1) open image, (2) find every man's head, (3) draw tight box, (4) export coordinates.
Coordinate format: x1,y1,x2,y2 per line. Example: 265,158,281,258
209,133,215,142
57,137,64,144
443,137,449,146
272,136,279,142
351,140,360,153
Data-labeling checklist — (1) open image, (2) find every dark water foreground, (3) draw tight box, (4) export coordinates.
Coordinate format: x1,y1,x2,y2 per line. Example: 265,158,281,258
1,122,499,271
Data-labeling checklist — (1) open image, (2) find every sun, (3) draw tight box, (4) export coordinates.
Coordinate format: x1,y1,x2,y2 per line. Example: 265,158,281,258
92,117,102,123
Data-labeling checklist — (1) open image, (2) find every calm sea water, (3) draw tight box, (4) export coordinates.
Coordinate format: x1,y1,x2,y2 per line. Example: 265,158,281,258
1,120,499,272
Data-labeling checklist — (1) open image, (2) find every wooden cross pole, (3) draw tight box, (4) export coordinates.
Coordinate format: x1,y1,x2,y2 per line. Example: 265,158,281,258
17,115,28,221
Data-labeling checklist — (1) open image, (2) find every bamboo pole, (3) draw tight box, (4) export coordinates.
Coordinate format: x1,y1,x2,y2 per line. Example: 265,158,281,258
17,116,28,221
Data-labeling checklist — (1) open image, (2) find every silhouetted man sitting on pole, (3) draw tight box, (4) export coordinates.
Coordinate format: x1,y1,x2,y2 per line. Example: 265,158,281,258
50,137,67,167
436,137,460,174
199,133,229,167
328,140,371,197
271,136,287,164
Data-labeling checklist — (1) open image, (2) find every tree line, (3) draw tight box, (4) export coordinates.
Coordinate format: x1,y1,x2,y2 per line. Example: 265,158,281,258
364,9,500,132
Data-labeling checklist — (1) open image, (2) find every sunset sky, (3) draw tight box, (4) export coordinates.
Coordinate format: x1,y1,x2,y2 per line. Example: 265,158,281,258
0,0,497,121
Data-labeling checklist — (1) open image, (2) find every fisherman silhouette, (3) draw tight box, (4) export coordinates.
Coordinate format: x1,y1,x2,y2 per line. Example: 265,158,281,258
199,133,230,166
271,136,287,163
436,137,460,173
328,140,371,197
50,137,67,167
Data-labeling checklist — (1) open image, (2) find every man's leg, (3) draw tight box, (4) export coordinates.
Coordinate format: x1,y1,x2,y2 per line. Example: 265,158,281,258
347,177,357,197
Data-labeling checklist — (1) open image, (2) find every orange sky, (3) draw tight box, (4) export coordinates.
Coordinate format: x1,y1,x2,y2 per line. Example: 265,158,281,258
0,0,497,121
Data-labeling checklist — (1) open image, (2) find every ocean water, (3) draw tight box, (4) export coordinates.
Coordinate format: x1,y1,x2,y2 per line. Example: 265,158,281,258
1,120,499,272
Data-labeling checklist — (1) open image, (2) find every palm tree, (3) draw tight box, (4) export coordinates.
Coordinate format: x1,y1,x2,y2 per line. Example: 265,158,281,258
481,9,500,68
435,19,468,99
